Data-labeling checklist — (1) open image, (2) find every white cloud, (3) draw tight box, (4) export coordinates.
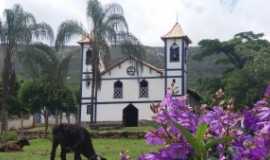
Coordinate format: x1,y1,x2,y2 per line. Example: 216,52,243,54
0,0,269,46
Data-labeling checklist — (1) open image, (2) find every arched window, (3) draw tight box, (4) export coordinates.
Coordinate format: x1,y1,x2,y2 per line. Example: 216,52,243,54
114,80,123,98
139,80,148,98
86,49,92,65
170,43,180,62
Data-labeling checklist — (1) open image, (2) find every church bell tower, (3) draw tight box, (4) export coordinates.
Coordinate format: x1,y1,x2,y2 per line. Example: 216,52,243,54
162,23,191,96
78,35,97,123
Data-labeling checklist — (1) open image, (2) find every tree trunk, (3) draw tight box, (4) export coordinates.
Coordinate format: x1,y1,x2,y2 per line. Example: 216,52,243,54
60,112,63,124
20,112,24,129
76,106,80,125
44,110,49,136
55,111,59,125
32,114,36,128
66,112,71,124
19,112,24,136
1,46,16,133
94,80,98,123
90,49,97,125
0,105,8,134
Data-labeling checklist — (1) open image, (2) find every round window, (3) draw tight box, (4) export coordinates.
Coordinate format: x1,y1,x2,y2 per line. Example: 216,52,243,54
126,66,136,76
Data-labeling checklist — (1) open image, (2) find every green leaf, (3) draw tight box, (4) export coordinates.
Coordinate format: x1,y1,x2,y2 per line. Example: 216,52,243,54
195,123,208,142
172,121,206,160
205,136,233,150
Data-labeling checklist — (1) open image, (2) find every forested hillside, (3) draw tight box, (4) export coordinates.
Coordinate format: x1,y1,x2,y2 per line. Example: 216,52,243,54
0,45,229,90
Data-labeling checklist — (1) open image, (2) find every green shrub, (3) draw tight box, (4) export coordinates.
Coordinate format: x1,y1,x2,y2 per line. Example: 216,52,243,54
0,131,18,142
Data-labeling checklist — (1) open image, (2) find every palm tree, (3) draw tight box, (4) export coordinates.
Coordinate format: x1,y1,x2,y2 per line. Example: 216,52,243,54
55,0,132,123
0,4,53,133
19,42,75,131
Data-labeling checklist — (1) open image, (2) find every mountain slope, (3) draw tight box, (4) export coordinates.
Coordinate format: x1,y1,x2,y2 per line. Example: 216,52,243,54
0,46,228,90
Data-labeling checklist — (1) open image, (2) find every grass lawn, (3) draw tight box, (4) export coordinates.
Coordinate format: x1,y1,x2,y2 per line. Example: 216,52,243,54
0,138,160,160
27,125,156,133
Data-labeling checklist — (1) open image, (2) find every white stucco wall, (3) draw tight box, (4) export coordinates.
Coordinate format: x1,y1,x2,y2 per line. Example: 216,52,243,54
80,37,188,122
80,59,165,122
81,103,155,122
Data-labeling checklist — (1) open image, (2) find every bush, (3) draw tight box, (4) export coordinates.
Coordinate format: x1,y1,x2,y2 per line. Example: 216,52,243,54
0,131,18,142
121,84,270,160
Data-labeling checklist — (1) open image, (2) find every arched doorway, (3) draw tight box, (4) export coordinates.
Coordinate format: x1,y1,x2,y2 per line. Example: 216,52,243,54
123,104,138,127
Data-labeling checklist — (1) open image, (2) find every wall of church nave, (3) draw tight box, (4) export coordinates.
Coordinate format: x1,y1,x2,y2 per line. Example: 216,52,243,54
102,60,162,79
82,81,93,98
96,103,154,121
97,78,164,102
166,70,183,77
81,104,90,122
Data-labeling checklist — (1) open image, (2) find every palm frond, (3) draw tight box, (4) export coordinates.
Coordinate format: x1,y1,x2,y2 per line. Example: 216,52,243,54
18,43,55,79
57,53,73,84
104,13,129,33
3,9,16,41
2,4,53,45
102,24,118,45
98,38,111,67
0,19,2,39
120,32,145,59
23,12,37,26
104,3,124,15
87,0,104,27
31,43,58,64
32,22,54,43
55,20,84,50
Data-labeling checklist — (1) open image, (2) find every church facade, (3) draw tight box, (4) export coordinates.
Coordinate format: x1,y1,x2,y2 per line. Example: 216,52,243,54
79,23,191,125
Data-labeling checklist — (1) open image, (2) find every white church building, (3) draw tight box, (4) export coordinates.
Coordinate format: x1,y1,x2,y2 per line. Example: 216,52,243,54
79,23,191,126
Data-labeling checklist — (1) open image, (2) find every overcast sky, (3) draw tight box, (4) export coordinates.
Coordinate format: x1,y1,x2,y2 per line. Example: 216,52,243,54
0,0,269,46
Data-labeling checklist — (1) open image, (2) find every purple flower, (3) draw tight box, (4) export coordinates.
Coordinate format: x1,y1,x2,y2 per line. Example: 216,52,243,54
145,128,166,145
217,144,225,160
255,106,270,121
233,135,268,160
243,110,259,131
200,106,239,137
159,143,190,160
244,103,270,135
136,85,270,160
139,143,190,160
255,100,269,107
153,110,168,124
169,109,198,133
156,92,198,132
139,153,162,160
120,151,131,160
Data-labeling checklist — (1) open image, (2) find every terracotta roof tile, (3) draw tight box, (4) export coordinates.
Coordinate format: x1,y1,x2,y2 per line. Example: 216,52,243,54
78,34,94,44
162,23,191,43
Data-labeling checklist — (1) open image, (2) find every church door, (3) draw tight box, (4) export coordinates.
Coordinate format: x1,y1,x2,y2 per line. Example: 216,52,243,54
123,104,138,127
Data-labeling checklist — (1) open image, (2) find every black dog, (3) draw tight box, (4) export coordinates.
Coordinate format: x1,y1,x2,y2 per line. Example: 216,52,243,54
50,124,106,160
0,138,30,152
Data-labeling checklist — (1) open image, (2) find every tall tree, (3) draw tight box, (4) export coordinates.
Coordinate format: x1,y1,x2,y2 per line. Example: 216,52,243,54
56,0,136,123
19,42,75,130
193,31,270,107
0,4,53,133
194,31,266,70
